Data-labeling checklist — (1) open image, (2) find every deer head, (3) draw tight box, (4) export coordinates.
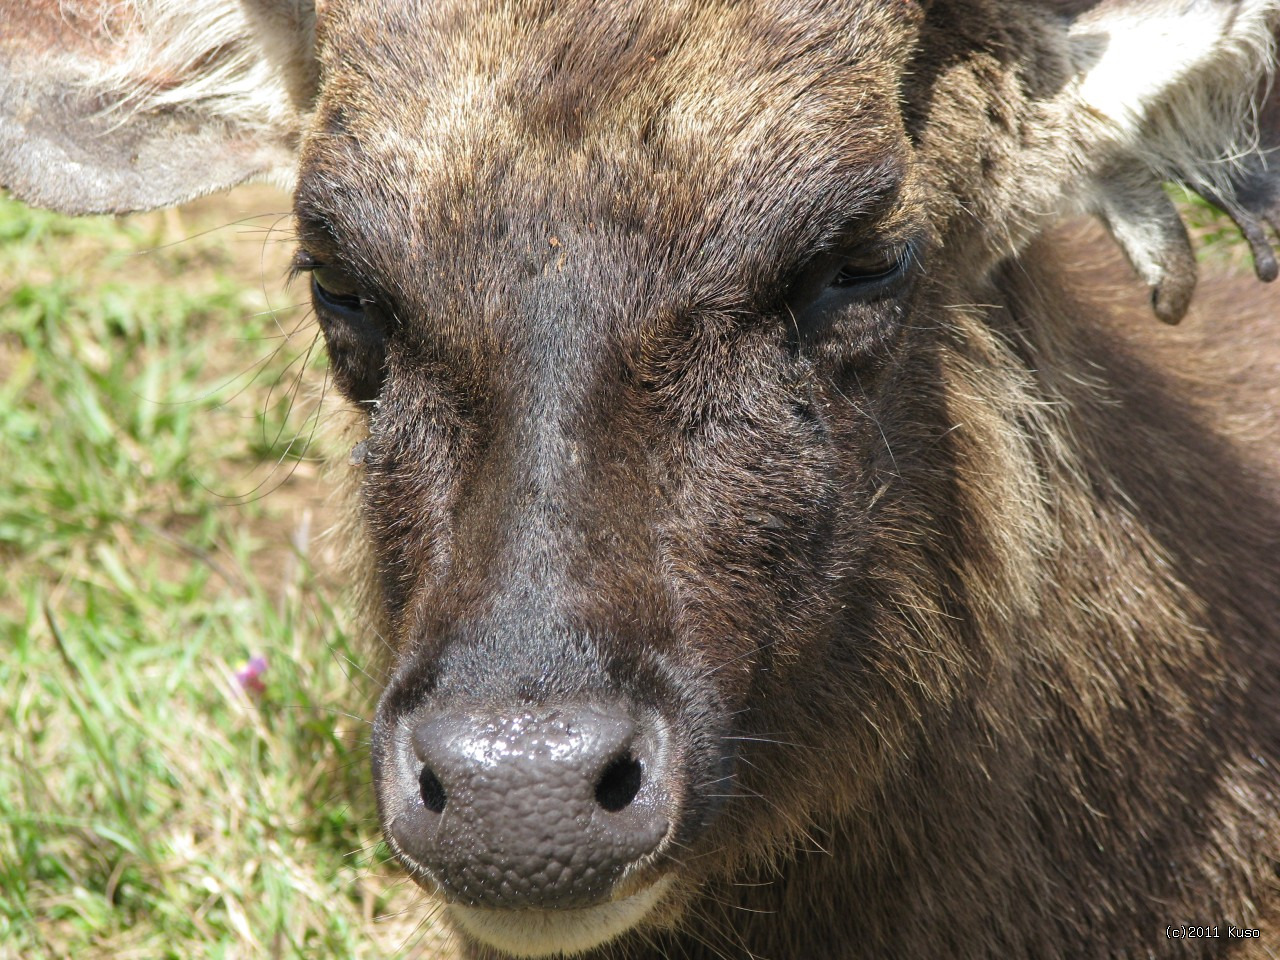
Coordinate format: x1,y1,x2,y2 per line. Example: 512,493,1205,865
5,1,1278,956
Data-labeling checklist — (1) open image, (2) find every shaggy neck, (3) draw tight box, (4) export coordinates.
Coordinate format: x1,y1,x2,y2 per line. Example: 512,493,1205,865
621,230,1280,960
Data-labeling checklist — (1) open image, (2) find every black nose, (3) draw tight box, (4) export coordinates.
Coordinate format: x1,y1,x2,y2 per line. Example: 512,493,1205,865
386,703,670,909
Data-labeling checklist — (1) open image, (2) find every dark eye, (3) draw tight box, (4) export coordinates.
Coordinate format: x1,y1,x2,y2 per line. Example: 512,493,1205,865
313,266,366,315
293,249,369,316
293,250,388,405
786,242,913,332
783,242,916,351
829,250,909,291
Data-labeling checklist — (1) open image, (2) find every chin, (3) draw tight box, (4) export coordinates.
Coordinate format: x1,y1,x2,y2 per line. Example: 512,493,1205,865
445,876,674,958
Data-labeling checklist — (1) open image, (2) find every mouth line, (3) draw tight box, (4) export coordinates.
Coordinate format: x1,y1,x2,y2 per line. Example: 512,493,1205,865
445,875,674,958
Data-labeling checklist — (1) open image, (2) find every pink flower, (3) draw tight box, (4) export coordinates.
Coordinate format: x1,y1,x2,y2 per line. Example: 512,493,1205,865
235,655,268,695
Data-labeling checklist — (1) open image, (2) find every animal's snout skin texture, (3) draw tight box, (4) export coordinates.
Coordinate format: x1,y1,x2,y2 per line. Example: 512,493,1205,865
375,690,691,957
388,703,671,909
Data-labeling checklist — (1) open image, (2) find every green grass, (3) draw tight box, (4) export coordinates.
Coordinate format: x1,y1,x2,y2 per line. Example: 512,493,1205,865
0,191,442,959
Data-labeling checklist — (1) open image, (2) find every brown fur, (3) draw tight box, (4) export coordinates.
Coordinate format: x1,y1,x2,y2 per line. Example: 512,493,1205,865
4,1,1280,957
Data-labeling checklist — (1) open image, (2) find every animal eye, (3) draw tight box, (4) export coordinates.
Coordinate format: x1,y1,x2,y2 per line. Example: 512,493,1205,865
829,251,908,291
294,250,368,316
313,267,365,315
292,249,388,405
786,243,915,344
788,244,912,311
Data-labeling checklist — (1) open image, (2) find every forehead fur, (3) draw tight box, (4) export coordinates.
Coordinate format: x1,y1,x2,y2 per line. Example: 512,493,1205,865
299,0,922,305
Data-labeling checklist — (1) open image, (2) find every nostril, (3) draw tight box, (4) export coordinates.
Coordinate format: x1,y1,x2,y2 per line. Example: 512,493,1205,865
594,752,642,812
395,706,673,910
419,765,447,813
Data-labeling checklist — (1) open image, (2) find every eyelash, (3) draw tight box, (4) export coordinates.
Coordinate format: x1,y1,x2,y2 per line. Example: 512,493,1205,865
829,247,912,293
312,275,365,315
293,251,368,316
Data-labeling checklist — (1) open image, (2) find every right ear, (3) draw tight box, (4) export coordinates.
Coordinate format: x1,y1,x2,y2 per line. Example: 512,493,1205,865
0,0,316,214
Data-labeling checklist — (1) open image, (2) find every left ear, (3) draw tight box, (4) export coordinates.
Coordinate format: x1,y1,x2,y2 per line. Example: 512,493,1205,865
1068,0,1280,321
939,0,1280,323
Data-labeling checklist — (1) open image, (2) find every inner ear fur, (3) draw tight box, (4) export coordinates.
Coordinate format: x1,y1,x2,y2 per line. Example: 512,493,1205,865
916,0,1280,323
0,0,316,215
1058,0,1280,322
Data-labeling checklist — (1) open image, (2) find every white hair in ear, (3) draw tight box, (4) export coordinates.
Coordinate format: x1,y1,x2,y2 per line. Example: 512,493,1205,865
1072,0,1275,185
0,0,315,212
91,0,315,133
1064,0,1280,320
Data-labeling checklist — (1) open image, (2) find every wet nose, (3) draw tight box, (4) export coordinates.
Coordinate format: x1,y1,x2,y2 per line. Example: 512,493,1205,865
387,702,670,909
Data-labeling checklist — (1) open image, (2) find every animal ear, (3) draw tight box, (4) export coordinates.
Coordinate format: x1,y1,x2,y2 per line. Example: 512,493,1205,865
0,0,316,215
1054,0,1280,322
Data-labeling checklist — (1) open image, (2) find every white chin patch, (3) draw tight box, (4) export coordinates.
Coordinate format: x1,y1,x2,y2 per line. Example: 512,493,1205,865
446,876,673,958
